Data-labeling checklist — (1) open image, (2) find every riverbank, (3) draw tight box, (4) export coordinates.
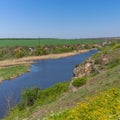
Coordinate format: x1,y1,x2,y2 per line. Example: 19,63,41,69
0,49,89,82
0,64,30,82
0,49,89,68
4,43,120,120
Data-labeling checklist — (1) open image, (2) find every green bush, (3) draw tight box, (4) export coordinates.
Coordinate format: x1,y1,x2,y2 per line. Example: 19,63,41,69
17,82,69,110
94,58,100,64
113,44,120,49
36,82,69,105
18,88,39,110
72,77,87,87
14,51,24,58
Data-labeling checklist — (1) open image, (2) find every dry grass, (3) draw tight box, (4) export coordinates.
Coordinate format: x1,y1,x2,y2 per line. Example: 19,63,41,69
0,50,88,67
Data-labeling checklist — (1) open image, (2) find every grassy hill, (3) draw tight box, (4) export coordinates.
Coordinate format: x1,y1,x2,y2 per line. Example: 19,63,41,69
45,42,120,120
5,41,120,120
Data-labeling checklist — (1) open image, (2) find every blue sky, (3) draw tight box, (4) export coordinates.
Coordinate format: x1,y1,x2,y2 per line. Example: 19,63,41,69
0,0,120,38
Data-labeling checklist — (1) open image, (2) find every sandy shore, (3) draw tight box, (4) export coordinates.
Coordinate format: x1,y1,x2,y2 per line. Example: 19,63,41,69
0,49,89,68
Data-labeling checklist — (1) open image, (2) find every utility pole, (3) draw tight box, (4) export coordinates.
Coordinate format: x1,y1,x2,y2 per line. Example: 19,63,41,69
38,37,40,46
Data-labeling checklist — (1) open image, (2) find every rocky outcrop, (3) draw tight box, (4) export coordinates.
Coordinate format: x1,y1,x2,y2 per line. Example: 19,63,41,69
70,59,96,92
99,55,109,65
73,59,95,78
73,54,109,78
70,43,120,92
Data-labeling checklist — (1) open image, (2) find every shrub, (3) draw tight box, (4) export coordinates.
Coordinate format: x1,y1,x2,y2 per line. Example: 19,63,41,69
72,77,87,87
113,44,120,49
14,51,24,58
94,59,99,64
36,82,69,105
17,82,69,110
18,88,39,110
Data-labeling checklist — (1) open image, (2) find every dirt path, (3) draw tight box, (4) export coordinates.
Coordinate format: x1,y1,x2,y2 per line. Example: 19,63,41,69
0,50,89,67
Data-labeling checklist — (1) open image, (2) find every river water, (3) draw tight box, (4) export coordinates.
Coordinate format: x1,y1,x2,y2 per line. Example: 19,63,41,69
0,50,97,118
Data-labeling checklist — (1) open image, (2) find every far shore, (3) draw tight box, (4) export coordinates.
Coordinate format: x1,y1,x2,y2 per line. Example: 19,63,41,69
0,49,89,68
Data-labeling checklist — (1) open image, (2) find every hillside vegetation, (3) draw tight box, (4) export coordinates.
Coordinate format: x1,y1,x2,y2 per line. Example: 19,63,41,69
46,42,120,120
5,41,120,120
48,88,120,120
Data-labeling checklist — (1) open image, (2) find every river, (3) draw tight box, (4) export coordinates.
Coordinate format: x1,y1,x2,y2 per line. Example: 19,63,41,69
0,50,97,118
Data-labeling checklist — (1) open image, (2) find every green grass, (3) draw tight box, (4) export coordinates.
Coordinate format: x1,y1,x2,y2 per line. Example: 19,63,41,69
0,65,30,81
48,88,120,120
0,38,105,47
72,77,87,87
5,82,69,120
107,58,120,68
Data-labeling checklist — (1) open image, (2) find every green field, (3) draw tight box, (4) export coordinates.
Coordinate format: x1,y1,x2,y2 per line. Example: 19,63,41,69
0,38,105,47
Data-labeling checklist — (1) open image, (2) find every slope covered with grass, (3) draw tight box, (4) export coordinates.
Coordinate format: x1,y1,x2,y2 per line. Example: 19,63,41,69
45,43,120,120
48,88,120,120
